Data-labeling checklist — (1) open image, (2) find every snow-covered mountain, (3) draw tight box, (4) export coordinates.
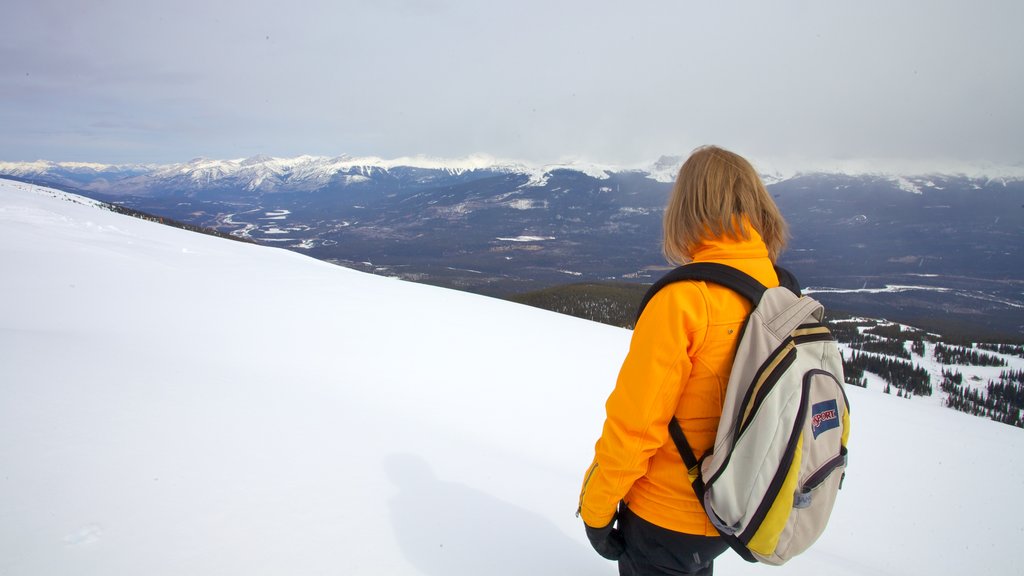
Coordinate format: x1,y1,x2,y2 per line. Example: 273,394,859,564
0,154,628,195
2,154,1022,195
2,179,1023,575
3,156,1022,338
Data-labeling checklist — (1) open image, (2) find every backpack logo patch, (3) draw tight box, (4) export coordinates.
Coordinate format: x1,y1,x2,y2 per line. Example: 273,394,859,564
811,399,839,438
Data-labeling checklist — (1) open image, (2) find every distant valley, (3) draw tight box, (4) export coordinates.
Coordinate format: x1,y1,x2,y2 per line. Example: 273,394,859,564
2,156,1022,339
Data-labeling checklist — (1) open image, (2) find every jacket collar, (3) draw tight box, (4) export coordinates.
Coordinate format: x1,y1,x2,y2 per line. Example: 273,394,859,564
688,225,770,263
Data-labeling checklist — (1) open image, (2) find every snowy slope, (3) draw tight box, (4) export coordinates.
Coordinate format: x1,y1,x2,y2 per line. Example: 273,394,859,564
1,178,1022,576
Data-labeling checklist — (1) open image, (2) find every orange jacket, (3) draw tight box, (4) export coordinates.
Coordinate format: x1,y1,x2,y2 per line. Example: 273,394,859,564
578,228,780,535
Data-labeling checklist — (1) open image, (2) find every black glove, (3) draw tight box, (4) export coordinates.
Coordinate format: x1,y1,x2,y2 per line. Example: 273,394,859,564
585,517,625,561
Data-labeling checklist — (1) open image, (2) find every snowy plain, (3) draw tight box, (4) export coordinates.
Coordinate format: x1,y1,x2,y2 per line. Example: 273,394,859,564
1,178,1022,576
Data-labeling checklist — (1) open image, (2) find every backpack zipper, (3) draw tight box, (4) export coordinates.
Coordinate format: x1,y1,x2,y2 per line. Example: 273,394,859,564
802,446,848,493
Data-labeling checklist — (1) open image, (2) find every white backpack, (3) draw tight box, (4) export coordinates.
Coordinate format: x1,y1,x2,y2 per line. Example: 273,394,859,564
638,263,850,565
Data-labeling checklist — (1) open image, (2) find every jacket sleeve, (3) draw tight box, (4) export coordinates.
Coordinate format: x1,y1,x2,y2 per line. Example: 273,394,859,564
578,283,706,528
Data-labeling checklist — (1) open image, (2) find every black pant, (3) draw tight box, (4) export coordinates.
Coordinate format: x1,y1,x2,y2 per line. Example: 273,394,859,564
617,504,729,576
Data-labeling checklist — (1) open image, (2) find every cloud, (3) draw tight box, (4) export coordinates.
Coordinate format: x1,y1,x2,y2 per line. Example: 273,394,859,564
1,0,1022,169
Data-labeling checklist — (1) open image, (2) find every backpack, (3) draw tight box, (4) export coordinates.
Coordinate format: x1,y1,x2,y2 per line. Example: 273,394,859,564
637,262,850,565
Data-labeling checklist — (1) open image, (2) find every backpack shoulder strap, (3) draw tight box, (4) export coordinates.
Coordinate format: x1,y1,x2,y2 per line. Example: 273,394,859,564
636,262,800,322
671,413,760,563
774,266,801,296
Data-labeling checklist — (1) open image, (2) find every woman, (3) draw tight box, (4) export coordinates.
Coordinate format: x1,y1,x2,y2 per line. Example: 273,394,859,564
577,145,789,575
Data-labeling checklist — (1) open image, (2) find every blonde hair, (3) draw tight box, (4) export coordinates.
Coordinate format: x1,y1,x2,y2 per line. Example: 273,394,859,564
662,145,788,264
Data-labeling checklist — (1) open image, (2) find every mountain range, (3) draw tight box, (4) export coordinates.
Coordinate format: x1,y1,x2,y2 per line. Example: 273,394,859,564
2,155,1022,339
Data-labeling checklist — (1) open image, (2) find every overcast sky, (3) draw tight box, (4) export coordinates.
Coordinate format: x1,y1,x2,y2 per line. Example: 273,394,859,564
2,0,1022,172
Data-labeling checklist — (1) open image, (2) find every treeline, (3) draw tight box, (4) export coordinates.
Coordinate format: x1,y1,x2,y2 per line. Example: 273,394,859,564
842,358,867,388
827,320,935,361
830,319,932,393
850,337,911,359
1001,369,1024,384
977,343,1024,359
864,324,925,342
843,350,932,396
823,320,875,343
942,370,1024,428
933,343,1007,367
911,339,926,356
106,204,257,244
507,282,649,329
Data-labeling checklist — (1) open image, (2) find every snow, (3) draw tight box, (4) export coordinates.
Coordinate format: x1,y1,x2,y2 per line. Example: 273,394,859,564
807,285,1024,310
333,153,524,175
748,157,1024,181
0,160,130,175
617,207,651,216
538,161,614,181
643,155,683,183
835,323,1023,412
506,199,546,210
2,177,1023,576
806,285,951,295
4,155,1024,191
894,177,924,195
519,160,616,187
495,235,556,242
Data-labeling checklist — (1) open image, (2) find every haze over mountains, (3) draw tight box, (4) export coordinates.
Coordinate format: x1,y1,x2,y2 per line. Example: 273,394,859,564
2,154,1022,338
